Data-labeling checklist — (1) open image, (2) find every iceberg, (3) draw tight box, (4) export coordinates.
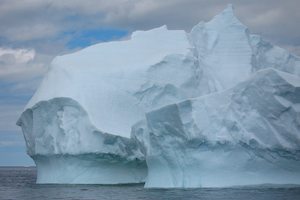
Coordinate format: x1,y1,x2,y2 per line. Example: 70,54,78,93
17,4,300,186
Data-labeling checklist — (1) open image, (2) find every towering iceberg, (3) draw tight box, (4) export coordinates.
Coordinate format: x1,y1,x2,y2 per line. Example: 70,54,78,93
17,4,300,186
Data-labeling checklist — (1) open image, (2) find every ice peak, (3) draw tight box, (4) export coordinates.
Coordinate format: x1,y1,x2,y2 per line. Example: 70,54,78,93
208,4,244,27
219,4,235,19
223,4,234,14
190,4,246,36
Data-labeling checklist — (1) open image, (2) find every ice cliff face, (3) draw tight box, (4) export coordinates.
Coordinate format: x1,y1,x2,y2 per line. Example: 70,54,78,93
17,4,300,186
18,97,146,183
132,69,300,187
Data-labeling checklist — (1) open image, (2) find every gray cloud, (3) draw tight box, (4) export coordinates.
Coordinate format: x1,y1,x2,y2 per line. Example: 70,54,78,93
0,0,299,55
0,104,24,132
0,48,52,128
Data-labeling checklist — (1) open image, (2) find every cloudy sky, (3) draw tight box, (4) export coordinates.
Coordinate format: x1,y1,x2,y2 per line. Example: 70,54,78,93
0,0,299,166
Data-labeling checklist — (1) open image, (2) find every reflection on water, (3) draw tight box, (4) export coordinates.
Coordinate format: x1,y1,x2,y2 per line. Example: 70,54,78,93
1,167,300,200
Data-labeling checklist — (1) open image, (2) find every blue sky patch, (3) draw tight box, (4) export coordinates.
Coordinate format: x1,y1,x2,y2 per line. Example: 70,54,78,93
65,28,128,49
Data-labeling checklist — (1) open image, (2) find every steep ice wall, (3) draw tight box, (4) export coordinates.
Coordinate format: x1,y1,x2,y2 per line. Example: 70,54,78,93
17,98,146,183
189,5,253,91
132,68,300,187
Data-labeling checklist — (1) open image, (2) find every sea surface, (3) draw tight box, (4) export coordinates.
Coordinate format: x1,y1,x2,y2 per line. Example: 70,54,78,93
1,167,300,200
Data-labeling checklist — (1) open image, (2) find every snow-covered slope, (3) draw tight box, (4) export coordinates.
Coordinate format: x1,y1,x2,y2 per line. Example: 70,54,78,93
25,26,195,137
17,4,300,186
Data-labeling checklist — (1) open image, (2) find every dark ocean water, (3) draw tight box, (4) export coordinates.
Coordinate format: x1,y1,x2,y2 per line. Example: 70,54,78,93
1,167,300,200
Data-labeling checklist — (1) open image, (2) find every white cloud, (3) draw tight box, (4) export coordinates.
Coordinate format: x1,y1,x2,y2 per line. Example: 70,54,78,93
0,48,35,64
0,47,49,83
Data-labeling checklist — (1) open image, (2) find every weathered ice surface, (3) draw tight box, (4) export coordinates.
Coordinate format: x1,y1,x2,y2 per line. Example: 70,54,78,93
188,5,300,94
132,69,300,187
17,98,146,184
17,4,300,186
